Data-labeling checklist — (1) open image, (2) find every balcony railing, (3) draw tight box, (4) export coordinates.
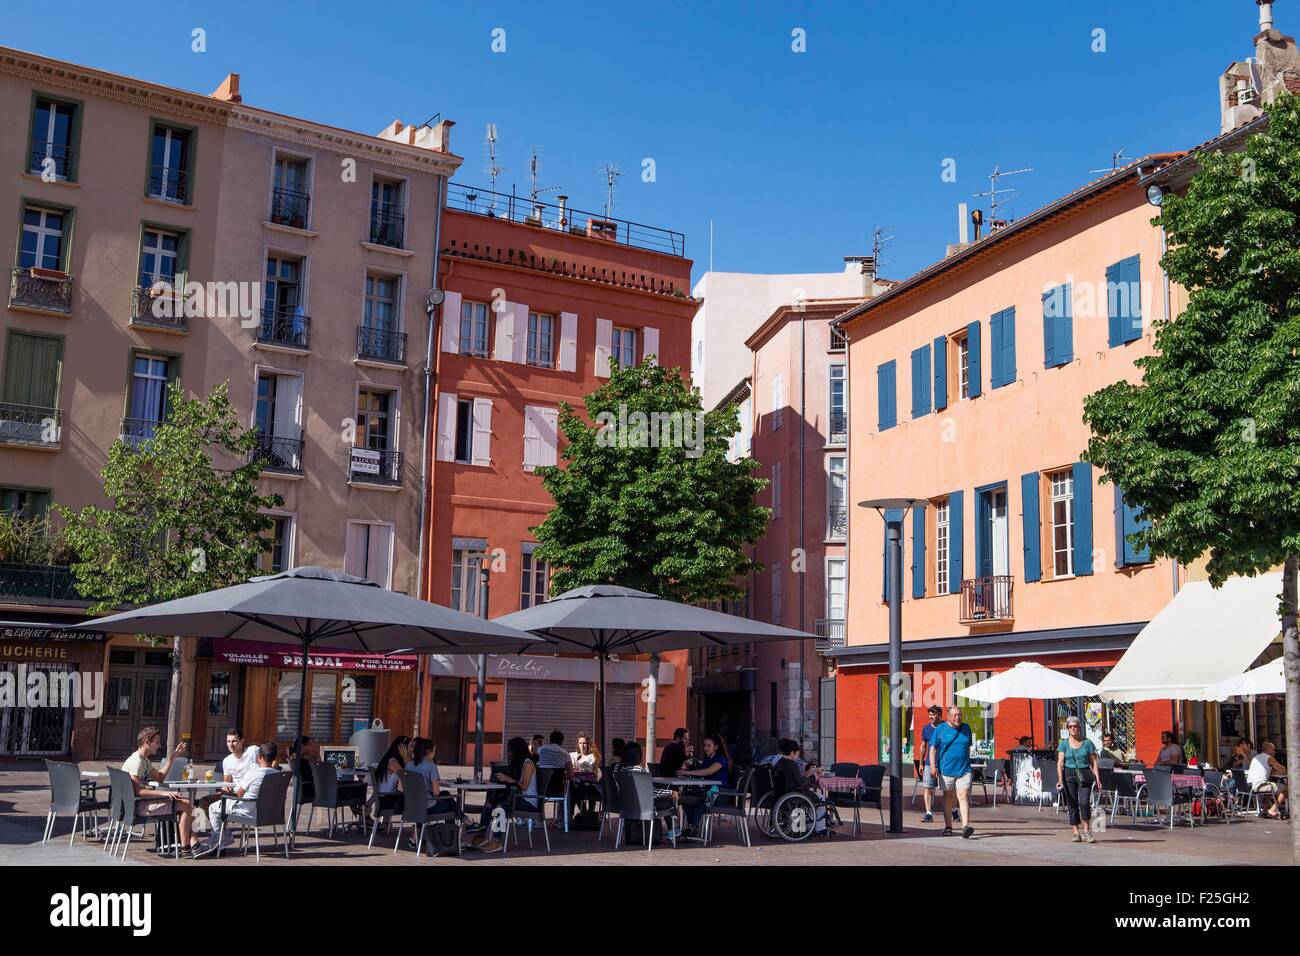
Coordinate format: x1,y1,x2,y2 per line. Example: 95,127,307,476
0,563,81,603
258,308,311,349
815,618,846,654
828,412,847,445
827,504,847,540
357,325,407,364
252,432,304,473
9,266,73,313
131,286,189,332
0,402,61,447
148,164,190,204
269,186,311,229
29,142,74,180
120,417,163,449
959,575,1014,625
368,204,405,248
349,447,402,485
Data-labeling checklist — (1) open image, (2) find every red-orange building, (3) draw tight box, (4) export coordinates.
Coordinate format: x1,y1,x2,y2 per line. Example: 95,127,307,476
416,185,696,763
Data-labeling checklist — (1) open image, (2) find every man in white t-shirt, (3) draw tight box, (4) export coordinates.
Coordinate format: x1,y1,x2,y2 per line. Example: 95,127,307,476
1246,741,1287,819
195,729,260,827
194,741,278,858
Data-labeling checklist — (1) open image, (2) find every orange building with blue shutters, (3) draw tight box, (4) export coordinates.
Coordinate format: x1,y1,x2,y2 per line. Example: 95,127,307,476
828,156,1193,768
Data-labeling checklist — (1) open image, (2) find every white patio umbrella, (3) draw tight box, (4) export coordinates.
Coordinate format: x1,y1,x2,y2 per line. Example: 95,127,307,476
956,661,1102,748
1199,658,1285,701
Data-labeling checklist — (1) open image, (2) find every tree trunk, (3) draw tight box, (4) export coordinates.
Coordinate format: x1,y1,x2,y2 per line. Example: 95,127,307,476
166,636,185,756
1282,555,1299,867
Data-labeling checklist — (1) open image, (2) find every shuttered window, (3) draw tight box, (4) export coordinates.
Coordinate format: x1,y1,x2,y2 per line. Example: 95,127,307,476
1106,255,1142,346
877,361,897,430
989,307,1016,388
910,344,931,419
2,331,62,409
1113,485,1151,566
1042,283,1074,369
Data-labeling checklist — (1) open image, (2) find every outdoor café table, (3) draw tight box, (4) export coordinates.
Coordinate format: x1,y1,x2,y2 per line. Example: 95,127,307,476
440,780,507,835
817,775,860,792
652,777,719,787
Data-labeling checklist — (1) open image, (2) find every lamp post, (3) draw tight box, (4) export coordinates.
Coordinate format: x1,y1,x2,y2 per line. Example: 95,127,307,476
474,555,491,781
858,497,925,834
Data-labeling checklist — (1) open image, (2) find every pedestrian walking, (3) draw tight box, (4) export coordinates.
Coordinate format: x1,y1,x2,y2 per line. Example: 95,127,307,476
929,705,975,838
1056,716,1101,843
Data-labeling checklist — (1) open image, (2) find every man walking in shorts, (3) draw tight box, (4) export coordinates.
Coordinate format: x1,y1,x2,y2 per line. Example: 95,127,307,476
929,705,975,838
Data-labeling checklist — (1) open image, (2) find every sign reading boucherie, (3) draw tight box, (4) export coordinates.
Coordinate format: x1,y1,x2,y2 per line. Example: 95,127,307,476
213,639,416,672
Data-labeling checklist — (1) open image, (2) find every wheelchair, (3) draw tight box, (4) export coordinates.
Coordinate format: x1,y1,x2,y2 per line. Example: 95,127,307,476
749,764,841,842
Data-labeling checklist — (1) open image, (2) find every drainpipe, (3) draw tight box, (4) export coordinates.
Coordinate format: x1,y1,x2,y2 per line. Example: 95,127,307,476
1160,221,1180,601
798,312,807,749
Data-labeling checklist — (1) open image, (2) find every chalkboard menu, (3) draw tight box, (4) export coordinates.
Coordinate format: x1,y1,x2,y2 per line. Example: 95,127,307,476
321,746,358,771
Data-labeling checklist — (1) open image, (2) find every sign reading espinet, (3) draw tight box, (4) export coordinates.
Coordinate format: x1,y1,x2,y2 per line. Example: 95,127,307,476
49,887,151,936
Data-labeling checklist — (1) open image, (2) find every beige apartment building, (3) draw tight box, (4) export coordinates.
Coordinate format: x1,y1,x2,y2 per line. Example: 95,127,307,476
0,47,461,759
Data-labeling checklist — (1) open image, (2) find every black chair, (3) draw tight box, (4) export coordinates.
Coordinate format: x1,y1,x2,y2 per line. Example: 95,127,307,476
222,769,293,861
367,768,404,848
502,770,551,855
597,766,622,841
972,759,1006,807
1199,771,1230,825
613,770,676,851
1037,761,1060,812
394,770,459,856
830,764,886,835
1139,768,1192,829
647,762,662,777
306,759,369,839
44,760,109,847
1108,770,1141,826
106,766,178,861
829,762,860,779
701,766,754,848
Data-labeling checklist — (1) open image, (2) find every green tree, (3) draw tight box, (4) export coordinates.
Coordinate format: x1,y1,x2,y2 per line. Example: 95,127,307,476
57,382,281,753
533,359,768,603
1082,95,1300,863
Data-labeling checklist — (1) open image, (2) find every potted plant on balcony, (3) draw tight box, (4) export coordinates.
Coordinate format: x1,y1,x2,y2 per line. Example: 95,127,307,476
29,266,67,280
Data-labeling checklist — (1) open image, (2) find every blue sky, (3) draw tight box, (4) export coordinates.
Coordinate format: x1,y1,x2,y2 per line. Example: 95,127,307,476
3,1,1261,283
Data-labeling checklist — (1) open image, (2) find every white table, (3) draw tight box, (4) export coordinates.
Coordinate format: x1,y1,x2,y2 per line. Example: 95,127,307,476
440,781,508,837
652,777,720,788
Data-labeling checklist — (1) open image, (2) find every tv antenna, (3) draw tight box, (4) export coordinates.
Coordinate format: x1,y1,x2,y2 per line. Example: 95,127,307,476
1089,149,1130,174
974,164,1033,221
528,147,561,220
872,225,895,273
484,123,506,205
600,164,622,219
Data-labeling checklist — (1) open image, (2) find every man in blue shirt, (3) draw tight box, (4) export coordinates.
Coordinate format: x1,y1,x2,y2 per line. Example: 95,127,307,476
917,705,943,823
928,706,975,838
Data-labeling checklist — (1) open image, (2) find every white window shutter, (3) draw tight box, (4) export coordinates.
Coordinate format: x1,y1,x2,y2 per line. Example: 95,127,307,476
436,391,458,462
273,375,303,442
366,525,392,588
539,407,559,467
344,522,368,578
595,318,613,378
471,397,493,466
523,405,540,472
493,302,515,362
642,326,660,365
558,312,578,372
512,303,529,364
441,291,462,354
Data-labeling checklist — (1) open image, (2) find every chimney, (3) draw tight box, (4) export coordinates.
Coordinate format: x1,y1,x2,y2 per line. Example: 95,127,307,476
958,202,970,245
210,73,241,103
971,208,984,243
556,195,569,229
432,118,455,152
844,255,875,294
1259,0,1275,31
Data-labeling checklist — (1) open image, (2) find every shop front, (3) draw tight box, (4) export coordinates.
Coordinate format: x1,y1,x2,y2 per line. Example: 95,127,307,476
0,618,106,761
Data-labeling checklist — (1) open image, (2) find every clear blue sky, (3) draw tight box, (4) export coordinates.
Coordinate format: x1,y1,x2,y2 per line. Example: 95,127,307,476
3,0,1259,283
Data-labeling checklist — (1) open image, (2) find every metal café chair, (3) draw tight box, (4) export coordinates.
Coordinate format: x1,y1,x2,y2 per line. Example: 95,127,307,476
43,760,110,847
597,766,622,841
222,769,293,861
1200,770,1231,825
307,758,367,838
972,758,1005,807
612,769,677,851
1109,769,1142,826
830,764,886,835
394,770,459,857
829,761,861,780
1138,767,1194,829
1036,761,1061,812
701,766,755,848
106,766,179,860
502,769,552,855
539,763,570,832
368,766,405,848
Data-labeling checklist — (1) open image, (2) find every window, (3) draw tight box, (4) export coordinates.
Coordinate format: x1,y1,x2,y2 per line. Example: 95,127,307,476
363,273,397,332
277,672,338,740
140,229,182,289
829,326,847,351
952,671,996,758
369,178,405,247
124,352,174,444
450,547,483,614
20,205,66,272
2,331,62,415
771,461,782,519
439,393,490,466
770,561,782,625
259,516,293,573
523,405,558,471
344,521,392,588
989,307,1016,389
1042,283,1074,369
356,387,393,451
254,371,303,470
878,673,914,764
0,487,51,520
520,547,549,608
454,398,473,463
271,155,311,228
1106,255,1143,346
955,332,971,400
611,326,636,369
976,485,1009,579
934,498,950,595
264,255,303,315
825,558,846,621
828,364,846,443
827,456,846,540
29,95,77,181
1114,485,1151,567
459,300,489,357
876,360,897,430
1049,469,1074,578
527,311,555,368
148,123,193,204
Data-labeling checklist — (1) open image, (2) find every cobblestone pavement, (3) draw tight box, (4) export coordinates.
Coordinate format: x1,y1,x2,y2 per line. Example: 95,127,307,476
2,768,1290,866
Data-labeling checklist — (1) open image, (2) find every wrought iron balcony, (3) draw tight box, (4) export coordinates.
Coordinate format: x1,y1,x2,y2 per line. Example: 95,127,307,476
252,432,304,474
0,563,81,603
9,266,73,313
815,618,846,654
120,417,163,449
257,308,311,349
357,325,407,364
0,403,61,447
131,286,189,332
828,412,848,445
959,575,1014,625
349,447,402,485
827,505,847,540
29,142,74,180
269,186,311,229
368,204,405,248
148,164,190,204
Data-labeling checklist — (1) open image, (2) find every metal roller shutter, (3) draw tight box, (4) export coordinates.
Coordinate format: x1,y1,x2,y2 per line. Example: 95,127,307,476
503,680,595,752
604,683,637,754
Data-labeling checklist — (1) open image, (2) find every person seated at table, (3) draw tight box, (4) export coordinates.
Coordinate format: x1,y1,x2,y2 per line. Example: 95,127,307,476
1225,737,1257,771
470,736,538,852
528,735,545,764
372,736,411,818
194,728,259,832
608,738,626,773
1247,741,1288,819
673,733,731,834
405,737,459,816
659,727,690,778
193,742,278,858
1099,733,1125,764
1154,731,1184,767
123,725,203,857
613,741,676,843
568,733,602,818
536,730,574,776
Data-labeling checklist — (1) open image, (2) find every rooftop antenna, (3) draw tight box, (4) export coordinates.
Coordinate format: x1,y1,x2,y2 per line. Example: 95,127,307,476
973,164,1033,222
600,164,622,219
528,147,561,221
871,225,895,273
484,124,505,209
1089,149,1130,174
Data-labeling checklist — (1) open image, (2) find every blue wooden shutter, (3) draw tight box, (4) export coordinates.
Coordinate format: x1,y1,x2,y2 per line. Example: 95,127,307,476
948,491,964,592
994,307,1017,387
1021,472,1041,582
877,360,897,430
1114,485,1151,566
1042,290,1058,369
989,311,1004,387
1072,461,1094,575
975,490,990,578
910,345,931,418
882,507,904,601
966,321,982,398
1043,285,1074,369
912,504,926,598
1122,256,1142,343
1106,261,1123,347
1107,256,1142,346
933,335,948,411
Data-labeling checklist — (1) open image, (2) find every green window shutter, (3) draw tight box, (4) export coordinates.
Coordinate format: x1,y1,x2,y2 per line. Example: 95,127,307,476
933,335,948,411
1021,472,1041,582
912,504,926,598
3,332,61,408
1044,284,1074,368
1072,461,1094,575
966,321,982,398
947,491,964,592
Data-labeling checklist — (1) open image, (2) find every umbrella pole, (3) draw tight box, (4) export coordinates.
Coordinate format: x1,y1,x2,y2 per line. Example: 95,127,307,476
289,628,310,850
1030,700,1035,751
598,653,607,764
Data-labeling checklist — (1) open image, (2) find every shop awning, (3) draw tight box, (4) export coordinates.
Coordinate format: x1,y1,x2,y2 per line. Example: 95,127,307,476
1097,574,1282,702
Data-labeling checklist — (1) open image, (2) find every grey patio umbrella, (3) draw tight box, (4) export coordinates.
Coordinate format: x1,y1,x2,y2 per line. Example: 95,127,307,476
74,566,544,837
494,584,819,760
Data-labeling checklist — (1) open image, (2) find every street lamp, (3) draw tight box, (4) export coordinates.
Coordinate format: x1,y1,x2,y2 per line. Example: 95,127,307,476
473,553,492,781
858,496,925,834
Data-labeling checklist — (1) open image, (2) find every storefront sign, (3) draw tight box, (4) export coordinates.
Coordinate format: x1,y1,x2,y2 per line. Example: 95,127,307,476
425,654,675,685
1,642,74,660
0,624,105,642
212,639,416,672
